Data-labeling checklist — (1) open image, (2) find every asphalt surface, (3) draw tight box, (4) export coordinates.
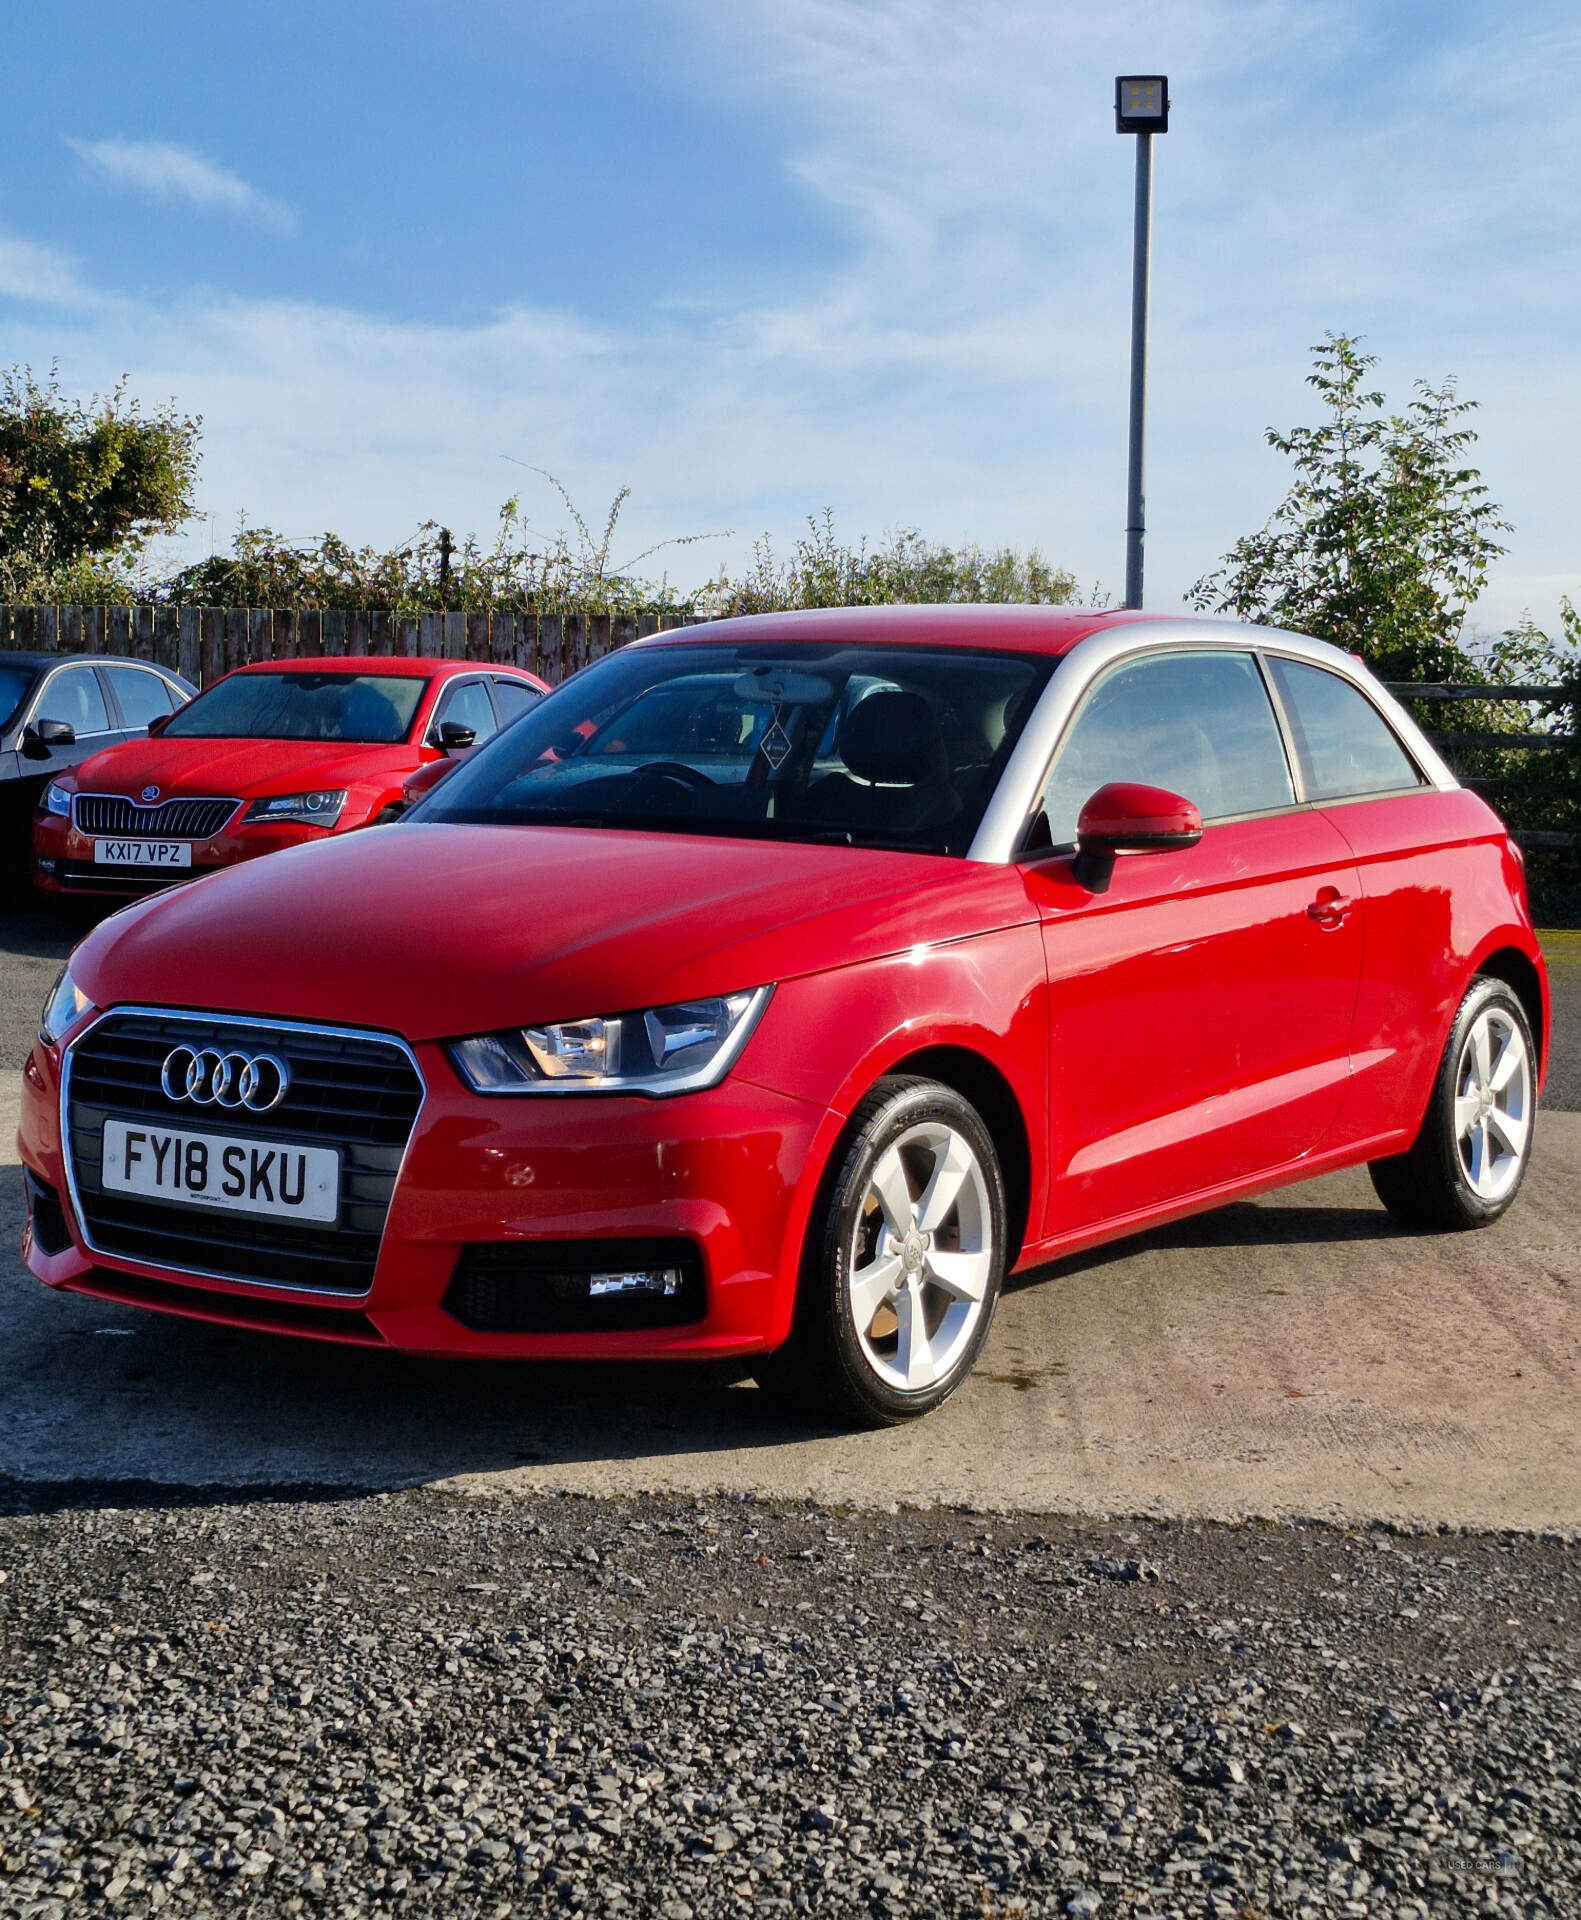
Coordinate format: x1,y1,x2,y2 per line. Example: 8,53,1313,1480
5,909,1581,1530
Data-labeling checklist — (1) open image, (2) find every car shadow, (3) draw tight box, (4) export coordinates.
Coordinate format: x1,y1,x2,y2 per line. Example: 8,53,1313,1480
1007,1195,1400,1294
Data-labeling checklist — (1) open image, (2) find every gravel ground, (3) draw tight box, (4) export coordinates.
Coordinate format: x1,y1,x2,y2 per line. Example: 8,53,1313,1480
1,1489,1577,1918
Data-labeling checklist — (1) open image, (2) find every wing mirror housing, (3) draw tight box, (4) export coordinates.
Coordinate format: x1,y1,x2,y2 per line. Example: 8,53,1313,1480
1072,782,1203,894
21,719,75,759
147,711,172,736
435,720,477,751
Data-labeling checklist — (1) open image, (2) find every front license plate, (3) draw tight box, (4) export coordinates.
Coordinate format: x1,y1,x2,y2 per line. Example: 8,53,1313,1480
94,839,193,868
100,1119,340,1224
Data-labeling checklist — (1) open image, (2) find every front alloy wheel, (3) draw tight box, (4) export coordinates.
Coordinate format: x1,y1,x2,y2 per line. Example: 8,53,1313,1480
762,1076,1007,1427
1370,976,1537,1230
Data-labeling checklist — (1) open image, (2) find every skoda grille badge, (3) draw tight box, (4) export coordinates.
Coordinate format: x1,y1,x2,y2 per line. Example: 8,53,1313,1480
160,1045,291,1113
140,786,160,803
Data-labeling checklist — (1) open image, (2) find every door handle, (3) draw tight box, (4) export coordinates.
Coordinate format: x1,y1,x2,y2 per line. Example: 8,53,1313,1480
1307,887,1353,928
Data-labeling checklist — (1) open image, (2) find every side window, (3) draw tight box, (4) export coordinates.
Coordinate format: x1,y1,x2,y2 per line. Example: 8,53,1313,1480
1039,650,1295,845
1266,658,1423,802
433,677,497,745
105,665,176,730
37,665,110,736
490,675,542,724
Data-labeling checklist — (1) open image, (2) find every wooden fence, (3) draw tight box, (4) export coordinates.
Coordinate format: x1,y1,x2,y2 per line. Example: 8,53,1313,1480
1384,681,1579,857
0,604,701,687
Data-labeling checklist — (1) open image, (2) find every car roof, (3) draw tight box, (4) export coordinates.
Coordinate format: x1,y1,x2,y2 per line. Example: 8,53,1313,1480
0,652,183,672
632,605,1203,657
223,656,539,679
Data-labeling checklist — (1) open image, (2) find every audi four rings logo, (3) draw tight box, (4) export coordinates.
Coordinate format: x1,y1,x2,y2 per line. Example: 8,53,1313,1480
160,1046,291,1112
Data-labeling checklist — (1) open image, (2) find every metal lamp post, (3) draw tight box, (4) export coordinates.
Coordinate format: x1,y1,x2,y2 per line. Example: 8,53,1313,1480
1115,74,1169,610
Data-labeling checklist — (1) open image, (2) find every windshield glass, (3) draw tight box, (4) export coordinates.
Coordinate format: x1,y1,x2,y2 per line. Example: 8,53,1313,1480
162,671,428,743
414,641,1053,855
0,664,36,733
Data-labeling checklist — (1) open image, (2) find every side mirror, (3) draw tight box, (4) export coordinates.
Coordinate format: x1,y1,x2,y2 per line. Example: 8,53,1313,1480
1072,782,1203,894
21,719,75,758
435,720,477,751
147,712,172,736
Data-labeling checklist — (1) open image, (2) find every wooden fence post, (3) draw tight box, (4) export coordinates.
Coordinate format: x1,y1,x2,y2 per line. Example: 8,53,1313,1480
417,612,442,659
299,610,323,658
250,607,272,663
322,610,348,661
132,605,154,660
540,614,563,684
59,605,82,655
274,610,298,661
177,607,200,682
466,611,489,661
348,610,370,657
106,606,130,658
223,607,248,673
82,606,104,657
154,607,178,672
370,611,390,656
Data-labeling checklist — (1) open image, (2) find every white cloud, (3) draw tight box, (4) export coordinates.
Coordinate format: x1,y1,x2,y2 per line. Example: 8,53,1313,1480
65,137,298,236
0,231,88,305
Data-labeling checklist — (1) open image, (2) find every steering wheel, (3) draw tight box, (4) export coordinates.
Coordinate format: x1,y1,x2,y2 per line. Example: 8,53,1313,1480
623,760,716,794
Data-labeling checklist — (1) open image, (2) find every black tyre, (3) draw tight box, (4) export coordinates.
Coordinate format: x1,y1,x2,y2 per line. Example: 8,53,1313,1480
757,1076,1007,1427
1368,976,1537,1231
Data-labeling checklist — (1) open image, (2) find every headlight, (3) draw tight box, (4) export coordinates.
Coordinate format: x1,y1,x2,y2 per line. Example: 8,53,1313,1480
40,965,95,1046
43,782,72,817
448,987,773,1096
243,789,348,827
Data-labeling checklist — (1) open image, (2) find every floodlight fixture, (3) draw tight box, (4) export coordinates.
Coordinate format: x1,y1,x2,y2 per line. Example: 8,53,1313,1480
1115,75,1169,134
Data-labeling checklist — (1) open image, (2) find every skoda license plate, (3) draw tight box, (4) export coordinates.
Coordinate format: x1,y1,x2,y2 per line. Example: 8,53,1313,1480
100,1118,339,1224
94,839,192,868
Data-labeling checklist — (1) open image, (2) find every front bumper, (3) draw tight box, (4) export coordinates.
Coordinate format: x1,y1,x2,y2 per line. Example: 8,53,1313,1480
32,813,336,897
18,1013,831,1359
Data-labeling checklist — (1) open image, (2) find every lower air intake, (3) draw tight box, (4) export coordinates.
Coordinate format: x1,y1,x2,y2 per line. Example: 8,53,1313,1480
445,1238,706,1333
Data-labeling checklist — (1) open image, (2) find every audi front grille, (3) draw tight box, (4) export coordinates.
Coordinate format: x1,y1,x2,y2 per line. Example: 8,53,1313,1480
74,794,241,839
63,1010,425,1295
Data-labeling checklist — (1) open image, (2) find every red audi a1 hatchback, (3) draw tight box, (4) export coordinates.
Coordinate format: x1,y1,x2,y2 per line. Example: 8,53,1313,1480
19,607,1547,1425
31,655,548,901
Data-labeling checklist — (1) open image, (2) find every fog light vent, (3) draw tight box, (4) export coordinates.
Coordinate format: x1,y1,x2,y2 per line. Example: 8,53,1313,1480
23,1170,72,1258
445,1238,705,1333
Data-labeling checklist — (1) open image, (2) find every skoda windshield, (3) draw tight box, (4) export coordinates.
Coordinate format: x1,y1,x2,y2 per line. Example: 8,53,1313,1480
412,640,1054,856
162,671,427,743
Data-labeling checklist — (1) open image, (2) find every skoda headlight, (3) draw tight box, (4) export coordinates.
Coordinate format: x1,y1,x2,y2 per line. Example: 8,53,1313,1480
448,987,773,1096
43,781,72,817
40,964,95,1047
243,789,348,827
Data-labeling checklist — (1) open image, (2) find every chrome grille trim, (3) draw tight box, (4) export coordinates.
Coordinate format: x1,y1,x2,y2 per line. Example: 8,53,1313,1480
60,1007,428,1301
73,794,242,839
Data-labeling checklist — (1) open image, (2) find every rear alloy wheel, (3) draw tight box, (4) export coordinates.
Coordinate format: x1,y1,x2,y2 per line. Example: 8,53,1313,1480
762,1076,1007,1427
1369,977,1536,1230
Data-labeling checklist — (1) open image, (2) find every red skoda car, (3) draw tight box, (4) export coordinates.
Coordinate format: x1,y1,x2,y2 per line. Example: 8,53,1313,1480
19,608,1547,1425
32,655,547,900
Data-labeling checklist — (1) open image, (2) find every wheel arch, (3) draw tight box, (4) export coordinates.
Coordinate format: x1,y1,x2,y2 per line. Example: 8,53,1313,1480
1474,942,1546,1076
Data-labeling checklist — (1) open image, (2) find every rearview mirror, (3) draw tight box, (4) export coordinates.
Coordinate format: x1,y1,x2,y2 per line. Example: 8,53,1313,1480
1072,782,1202,894
21,718,75,759
436,720,477,751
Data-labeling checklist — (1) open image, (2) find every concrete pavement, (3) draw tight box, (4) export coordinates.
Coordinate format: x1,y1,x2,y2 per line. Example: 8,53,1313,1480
6,1064,1580,1529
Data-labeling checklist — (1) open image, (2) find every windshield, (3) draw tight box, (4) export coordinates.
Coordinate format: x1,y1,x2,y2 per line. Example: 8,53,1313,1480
413,641,1053,855
0,664,36,734
162,671,428,743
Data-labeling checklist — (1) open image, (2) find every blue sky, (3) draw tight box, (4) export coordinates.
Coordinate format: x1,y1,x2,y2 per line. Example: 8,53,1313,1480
3,0,1577,630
